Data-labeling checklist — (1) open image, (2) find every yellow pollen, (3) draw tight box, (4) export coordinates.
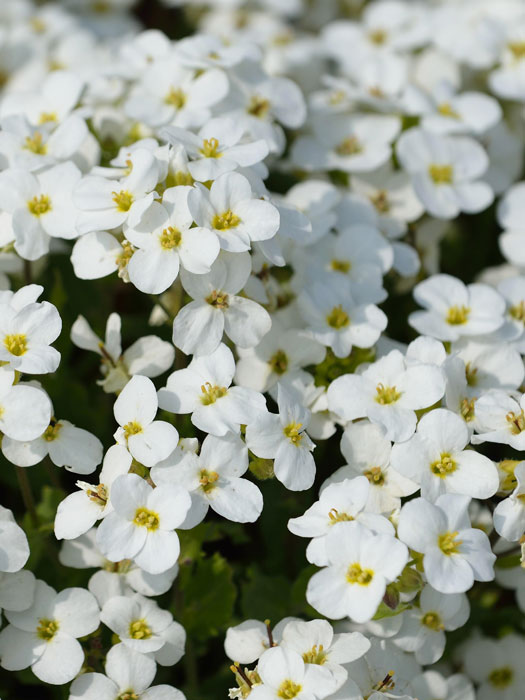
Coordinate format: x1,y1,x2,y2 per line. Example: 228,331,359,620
368,28,388,45
506,411,525,435
112,190,134,212
446,305,470,325
429,164,453,184
326,305,350,329
283,422,303,445
277,680,302,699
364,466,385,485
370,190,390,213
199,137,222,158
328,508,354,523
164,87,187,109
38,111,57,124
302,644,327,665
509,301,525,322
489,666,514,688
421,611,444,631
129,618,153,639
346,562,374,585
430,452,457,478
438,530,462,555
200,382,228,405
133,508,159,531
87,484,108,505
199,469,219,493
43,421,62,442
4,333,28,356
508,41,525,60
212,210,241,230
330,259,351,273
117,691,139,700
23,132,47,154
206,290,229,309
269,349,288,375
460,396,476,422
247,95,271,119
123,421,143,439
159,226,181,250
335,135,362,156
117,240,135,273
375,383,401,405
437,102,460,119
465,361,478,386
36,618,59,641
27,194,51,216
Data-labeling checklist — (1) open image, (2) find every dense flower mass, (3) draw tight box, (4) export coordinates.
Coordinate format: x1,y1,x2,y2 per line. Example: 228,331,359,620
1,0,525,698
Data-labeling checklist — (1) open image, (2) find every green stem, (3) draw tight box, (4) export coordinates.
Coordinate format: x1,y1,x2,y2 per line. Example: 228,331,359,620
15,467,38,527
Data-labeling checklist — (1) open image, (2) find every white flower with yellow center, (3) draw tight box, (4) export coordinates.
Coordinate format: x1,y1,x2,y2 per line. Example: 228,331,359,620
246,382,316,491
306,520,408,624
158,343,266,436
0,580,99,685
472,390,525,451
464,634,525,700
96,473,191,574
493,461,525,541
113,374,179,468
397,128,493,220
397,494,495,594
100,593,174,654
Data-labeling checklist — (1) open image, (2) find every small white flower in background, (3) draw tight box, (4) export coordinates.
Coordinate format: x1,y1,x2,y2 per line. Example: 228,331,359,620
409,274,506,341
463,634,525,700
224,618,292,665
113,374,179,467
71,312,174,393
0,506,30,573
245,382,316,491
390,408,499,501
397,494,495,594
397,128,493,219
125,185,220,295
0,368,52,442
54,444,131,540
472,390,525,451
96,473,191,574
0,580,99,685
69,642,185,700
306,520,408,624
152,432,263,527
327,349,445,442
411,670,475,700
174,251,271,356
158,343,266,436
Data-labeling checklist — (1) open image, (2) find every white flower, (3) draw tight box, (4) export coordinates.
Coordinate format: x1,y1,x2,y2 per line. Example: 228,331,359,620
0,580,99,685
327,349,445,442
113,374,179,467
96,473,191,574
0,368,52,442
409,274,506,341
397,128,493,219
125,185,220,294
174,251,271,356
493,462,525,541
188,172,280,253
0,506,30,573
69,642,184,700
390,408,499,501
397,494,495,594
246,382,316,491
0,569,35,615
158,343,266,436
306,520,408,624
464,634,525,700
411,671,475,700
472,390,525,450
152,432,262,526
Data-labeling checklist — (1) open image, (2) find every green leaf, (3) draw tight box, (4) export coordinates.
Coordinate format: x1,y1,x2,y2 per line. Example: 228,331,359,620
241,567,291,622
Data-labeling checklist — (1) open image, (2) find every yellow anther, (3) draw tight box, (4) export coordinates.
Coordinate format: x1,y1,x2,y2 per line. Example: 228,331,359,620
133,508,159,531
429,164,453,184
346,562,374,585
375,383,401,405
4,333,28,356
27,194,52,216
212,210,241,230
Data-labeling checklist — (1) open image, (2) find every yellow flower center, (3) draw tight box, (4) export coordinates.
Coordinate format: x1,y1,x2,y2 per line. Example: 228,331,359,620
437,102,460,119
133,508,160,531
199,469,219,493
247,95,271,119
508,41,525,60
283,422,303,445
23,132,47,154
43,421,62,442
328,508,354,523
464,361,478,386
335,135,362,156
446,305,470,325
4,333,28,356
112,190,134,212
326,305,350,329
421,611,444,631
364,466,385,485
117,692,139,700
429,164,453,184
212,210,241,230
506,411,525,435
200,382,228,405
375,383,401,405
129,618,153,639
123,421,143,439
430,452,457,478
206,290,229,309
438,530,462,555
277,680,302,699
368,28,388,45
302,644,327,665
117,240,135,274
163,171,194,189
27,194,52,216
87,483,108,506
269,349,288,375
159,226,181,250
38,111,57,124
509,301,525,322
199,137,222,158
330,259,351,273
346,562,374,585
460,396,476,422
369,189,390,213
37,618,59,641
489,666,514,688
164,87,187,109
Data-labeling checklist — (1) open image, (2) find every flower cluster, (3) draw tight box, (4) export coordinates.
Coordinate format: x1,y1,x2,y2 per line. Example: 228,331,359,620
1,0,525,698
